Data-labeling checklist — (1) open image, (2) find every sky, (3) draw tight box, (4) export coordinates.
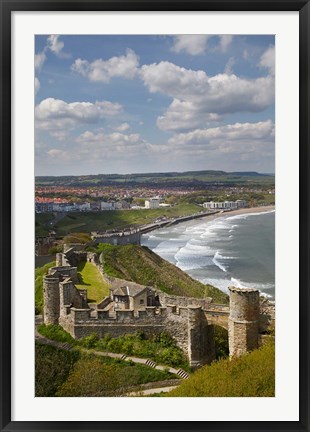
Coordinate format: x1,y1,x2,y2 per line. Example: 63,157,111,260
35,34,275,176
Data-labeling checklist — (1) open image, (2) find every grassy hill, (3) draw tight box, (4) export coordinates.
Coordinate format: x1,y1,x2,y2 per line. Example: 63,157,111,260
36,170,274,187
98,244,228,303
166,339,275,397
47,202,201,237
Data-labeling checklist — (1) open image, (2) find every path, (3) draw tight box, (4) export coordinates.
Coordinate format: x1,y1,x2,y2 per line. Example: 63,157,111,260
126,385,178,396
35,328,189,380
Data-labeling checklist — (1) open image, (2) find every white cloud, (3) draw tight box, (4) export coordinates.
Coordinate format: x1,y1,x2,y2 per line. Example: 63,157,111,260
172,35,211,55
168,120,275,152
172,35,233,55
219,35,233,52
47,149,68,159
140,61,274,131
74,130,150,163
47,35,64,55
35,35,70,74
224,57,235,75
35,77,40,95
259,45,275,75
35,51,47,70
115,122,130,132
157,99,221,131
35,98,123,136
71,49,139,83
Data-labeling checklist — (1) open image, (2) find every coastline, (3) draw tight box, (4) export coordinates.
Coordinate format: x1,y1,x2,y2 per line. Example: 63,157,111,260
142,205,275,300
208,205,275,221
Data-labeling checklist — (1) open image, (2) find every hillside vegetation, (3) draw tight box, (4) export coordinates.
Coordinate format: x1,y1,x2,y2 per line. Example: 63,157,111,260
49,202,200,236
35,342,174,397
36,170,275,187
166,339,275,397
98,244,228,303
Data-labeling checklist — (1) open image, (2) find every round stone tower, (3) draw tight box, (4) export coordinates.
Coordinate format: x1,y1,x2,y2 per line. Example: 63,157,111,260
43,275,60,325
228,286,260,357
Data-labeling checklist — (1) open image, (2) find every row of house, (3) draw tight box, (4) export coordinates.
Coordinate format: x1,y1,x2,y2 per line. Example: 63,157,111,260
100,200,131,211
203,200,247,210
35,201,92,213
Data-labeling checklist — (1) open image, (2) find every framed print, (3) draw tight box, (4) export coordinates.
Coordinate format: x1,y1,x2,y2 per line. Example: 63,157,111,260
1,0,309,431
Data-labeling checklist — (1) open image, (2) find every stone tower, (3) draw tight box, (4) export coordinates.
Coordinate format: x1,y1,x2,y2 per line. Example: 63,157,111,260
228,286,260,357
187,306,215,368
43,275,60,325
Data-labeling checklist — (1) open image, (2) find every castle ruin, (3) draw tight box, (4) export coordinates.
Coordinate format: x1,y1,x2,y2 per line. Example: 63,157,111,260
42,246,274,368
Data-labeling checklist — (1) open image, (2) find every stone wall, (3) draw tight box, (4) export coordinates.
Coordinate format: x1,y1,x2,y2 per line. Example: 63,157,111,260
159,293,212,309
93,231,141,246
57,287,215,367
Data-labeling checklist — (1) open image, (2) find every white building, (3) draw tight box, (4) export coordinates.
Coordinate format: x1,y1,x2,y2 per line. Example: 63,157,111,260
76,202,91,211
145,197,160,209
203,200,247,210
100,201,114,211
235,200,247,208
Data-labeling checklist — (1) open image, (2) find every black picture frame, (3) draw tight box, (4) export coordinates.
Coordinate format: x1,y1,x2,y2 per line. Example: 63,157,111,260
1,1,309,431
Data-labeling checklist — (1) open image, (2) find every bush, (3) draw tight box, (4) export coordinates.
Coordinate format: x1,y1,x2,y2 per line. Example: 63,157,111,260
91,331,189,369
80,333,99,349
35,342,80,396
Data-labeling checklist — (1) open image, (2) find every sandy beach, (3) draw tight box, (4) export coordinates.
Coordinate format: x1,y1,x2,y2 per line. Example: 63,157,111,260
200,205,275,224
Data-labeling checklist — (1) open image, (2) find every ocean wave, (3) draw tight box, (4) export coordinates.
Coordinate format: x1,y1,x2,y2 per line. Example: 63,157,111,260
212,251,227,273
226,209,275,221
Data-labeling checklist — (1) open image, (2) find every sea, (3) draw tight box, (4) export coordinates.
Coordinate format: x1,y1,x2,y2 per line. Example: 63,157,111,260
141,210,275,300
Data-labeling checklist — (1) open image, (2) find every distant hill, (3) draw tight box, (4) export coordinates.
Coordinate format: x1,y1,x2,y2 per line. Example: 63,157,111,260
35,169,274,187
97,244,229,304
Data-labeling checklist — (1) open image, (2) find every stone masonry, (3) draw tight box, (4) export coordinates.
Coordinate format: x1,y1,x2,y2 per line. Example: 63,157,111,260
42,245,274,368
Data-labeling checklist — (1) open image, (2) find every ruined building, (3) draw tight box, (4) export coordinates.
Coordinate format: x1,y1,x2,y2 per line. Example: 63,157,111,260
43,246,274,368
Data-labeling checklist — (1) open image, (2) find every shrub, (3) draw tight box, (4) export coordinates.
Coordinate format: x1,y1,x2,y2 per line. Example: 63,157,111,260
80,333,99,349
35,342,80,396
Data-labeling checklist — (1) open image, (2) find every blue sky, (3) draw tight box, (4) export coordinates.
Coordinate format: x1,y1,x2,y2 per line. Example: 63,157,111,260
35,34,275,176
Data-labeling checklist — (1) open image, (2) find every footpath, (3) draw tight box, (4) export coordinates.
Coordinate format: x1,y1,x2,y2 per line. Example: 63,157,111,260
35,328,189,395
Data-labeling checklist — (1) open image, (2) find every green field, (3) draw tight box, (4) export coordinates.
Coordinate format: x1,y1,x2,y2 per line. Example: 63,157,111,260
37,202,200,237
75,261,110,303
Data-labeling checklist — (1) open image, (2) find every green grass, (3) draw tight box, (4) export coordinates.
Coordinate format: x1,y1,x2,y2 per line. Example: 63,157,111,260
166,339,275,397
35,261,56,314
98,244,228,303
75,261,110,303
35,212,55,237
52,203,201,236
38,324,77,345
